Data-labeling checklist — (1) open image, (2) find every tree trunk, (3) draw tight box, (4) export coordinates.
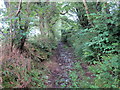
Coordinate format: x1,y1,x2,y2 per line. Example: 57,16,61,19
19,20,29,50
82,0,94,27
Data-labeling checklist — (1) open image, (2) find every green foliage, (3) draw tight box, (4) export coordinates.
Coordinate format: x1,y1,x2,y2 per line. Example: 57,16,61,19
2,58,47,88
68,55,119,88
29,69,47,88
28,35,57,52
62,2,119,88
1,1,120,88
1,2,61,88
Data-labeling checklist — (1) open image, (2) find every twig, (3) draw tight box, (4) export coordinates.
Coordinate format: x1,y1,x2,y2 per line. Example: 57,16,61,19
15,0,22,17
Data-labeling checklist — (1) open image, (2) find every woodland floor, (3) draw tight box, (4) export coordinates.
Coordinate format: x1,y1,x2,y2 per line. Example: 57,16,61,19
42,42,95,88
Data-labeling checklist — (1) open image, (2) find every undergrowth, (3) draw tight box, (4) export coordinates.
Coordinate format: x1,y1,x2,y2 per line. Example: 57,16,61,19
1,44,48,88
64,6,120,88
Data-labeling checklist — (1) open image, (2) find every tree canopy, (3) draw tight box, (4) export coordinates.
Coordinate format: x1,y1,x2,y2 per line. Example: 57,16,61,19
0,1,119,88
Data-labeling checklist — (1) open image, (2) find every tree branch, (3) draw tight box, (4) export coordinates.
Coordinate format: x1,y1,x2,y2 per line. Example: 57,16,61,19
15,0,22,17
82,0,94,27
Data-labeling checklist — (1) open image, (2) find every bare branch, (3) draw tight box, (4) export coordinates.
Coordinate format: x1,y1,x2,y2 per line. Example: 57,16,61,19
15,0,22,17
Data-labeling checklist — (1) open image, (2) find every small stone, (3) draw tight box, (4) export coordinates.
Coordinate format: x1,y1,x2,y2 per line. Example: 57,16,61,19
65,79,69,82
48,81,51,83
59,63,62,66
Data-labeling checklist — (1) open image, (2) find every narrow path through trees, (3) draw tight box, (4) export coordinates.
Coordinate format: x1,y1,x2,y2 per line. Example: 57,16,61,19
44,42,94,88
1,1,119,88
44,42,75,88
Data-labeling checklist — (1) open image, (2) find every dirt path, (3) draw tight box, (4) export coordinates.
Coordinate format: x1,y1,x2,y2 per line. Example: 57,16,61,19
43,42,76,88
43,42,95,88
